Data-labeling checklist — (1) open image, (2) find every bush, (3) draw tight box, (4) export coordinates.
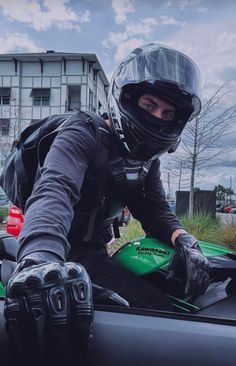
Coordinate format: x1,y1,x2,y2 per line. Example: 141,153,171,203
118,219,144,245
218,223,236,249
179,213,220,243
0,207,9,223
108,219,144,255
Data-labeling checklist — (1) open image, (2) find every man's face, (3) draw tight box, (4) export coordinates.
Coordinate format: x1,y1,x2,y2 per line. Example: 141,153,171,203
138,93,176,121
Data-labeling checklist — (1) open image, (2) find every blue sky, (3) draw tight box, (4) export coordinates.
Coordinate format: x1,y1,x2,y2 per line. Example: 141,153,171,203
0,0,236,195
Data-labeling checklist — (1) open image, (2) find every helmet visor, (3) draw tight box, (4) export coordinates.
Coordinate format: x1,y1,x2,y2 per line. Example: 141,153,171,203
115,44,201,101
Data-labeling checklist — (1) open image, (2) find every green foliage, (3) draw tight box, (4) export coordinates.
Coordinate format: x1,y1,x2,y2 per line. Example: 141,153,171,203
108,219,144,255
214,184,234,204
118,219,144,245
218,223,236,249
0,207,9,223
179,213,220,243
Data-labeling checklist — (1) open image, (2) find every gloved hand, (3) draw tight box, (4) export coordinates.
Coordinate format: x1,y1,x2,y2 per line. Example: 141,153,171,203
4,260,93,366
167,233,210,301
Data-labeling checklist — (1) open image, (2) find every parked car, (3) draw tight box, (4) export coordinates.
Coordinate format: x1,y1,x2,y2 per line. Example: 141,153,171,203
216,204,224,212
224,204,236,213
6,205,24,238
167,200,176,214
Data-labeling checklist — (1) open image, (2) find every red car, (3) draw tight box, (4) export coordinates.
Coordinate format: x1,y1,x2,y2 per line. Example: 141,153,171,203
6,205,24,237
224,205,236,213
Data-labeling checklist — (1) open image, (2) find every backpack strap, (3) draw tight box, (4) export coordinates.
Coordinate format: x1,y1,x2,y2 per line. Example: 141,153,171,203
77,112,112,243
109,157,152,188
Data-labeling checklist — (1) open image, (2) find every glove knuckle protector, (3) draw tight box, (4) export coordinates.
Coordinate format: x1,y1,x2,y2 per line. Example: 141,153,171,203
5,261,93,365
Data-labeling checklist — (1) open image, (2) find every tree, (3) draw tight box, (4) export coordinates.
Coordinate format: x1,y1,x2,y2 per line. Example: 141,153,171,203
171,84,236,217
214,184,227,203
214,184,235,205
0,104,27,166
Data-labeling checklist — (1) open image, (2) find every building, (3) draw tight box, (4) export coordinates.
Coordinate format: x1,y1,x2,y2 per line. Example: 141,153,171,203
0,50,109,167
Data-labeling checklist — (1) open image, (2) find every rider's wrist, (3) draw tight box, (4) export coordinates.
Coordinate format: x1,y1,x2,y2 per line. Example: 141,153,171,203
171,229,188,245
19,251,63,265
174,232,198,248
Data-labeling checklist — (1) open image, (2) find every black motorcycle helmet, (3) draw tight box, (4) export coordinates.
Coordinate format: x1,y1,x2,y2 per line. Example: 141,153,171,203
108,43,202,161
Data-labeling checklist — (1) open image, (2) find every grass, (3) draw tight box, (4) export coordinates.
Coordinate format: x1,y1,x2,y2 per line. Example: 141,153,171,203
118,219,144,245
179,214,236,249
179,213,221,243
108,219,144,255
218,222,236,248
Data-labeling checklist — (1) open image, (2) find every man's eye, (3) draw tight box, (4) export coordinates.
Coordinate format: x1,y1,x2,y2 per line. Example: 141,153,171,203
144,104,154,111
163,111,175,121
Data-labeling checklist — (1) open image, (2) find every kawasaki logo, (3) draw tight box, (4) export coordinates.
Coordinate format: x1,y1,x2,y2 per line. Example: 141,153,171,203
136,247,170,256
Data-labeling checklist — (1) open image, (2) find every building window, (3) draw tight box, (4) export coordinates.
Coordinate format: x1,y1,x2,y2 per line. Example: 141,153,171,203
0,119,10,136
66,85,81,112
30,88,50,106
89,90,95,112
0,88,11,105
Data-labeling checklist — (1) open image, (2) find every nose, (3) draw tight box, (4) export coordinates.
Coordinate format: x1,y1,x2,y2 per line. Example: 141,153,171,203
153,109,163,119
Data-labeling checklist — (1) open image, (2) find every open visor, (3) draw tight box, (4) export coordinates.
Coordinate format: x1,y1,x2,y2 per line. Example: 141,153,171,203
115,44,201,102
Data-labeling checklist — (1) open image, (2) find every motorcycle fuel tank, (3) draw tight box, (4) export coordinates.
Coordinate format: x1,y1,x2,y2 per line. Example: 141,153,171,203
112,236,236,275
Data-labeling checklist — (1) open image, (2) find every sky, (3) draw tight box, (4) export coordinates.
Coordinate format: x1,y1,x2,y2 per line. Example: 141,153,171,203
0,0,236,196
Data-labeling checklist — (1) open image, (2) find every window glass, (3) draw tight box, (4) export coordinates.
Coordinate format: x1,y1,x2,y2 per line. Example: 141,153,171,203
2,97,10,105
1,127,9,136
42,97,50,106
33,97,50,106
33,97,41,106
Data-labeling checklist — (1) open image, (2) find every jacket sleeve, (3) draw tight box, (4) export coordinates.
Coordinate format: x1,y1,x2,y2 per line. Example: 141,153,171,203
17,122,97,262
127,159,184,245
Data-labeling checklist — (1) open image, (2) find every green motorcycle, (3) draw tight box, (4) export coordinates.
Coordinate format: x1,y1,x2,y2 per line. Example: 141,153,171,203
1,232,236,317
112,235,236,315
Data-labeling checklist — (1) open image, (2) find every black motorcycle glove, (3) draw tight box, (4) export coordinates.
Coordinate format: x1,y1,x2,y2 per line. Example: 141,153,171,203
5,261,93,366
167,233,210,301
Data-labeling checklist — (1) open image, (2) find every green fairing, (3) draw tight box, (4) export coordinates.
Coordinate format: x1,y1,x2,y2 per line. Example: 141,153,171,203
0,282,5,298
112,236,236,275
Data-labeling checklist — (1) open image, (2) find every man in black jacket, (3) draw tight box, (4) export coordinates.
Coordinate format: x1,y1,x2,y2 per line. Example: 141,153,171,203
5,44,209,362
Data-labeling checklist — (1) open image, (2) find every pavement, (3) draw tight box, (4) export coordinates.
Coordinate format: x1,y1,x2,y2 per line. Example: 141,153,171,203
216,212,236,225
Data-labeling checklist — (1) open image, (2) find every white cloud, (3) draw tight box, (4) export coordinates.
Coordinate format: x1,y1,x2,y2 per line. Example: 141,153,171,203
0,33,43,53
0,0,90,31
111,0,135,24
159,16,186,26
103,15,185,61
176,0,202,9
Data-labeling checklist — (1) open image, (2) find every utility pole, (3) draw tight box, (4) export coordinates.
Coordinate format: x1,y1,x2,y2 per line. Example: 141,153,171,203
178,160,182,191
230,176,232,204
167,171,170,200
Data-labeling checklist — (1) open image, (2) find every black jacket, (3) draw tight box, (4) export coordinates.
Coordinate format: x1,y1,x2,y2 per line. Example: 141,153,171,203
17,115,183,262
